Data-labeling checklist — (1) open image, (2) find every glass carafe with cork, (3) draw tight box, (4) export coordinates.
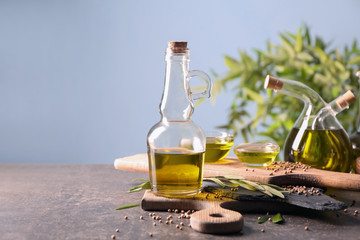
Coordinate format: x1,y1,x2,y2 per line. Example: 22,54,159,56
147,41,212,197
349,71,360,173
264,75,356,172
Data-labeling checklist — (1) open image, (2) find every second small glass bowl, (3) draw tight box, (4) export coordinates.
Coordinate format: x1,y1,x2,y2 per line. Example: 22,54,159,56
204,130,234,163
233,142,280,167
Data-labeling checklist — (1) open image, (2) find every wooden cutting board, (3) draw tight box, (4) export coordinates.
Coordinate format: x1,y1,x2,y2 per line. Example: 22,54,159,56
114,153,360,191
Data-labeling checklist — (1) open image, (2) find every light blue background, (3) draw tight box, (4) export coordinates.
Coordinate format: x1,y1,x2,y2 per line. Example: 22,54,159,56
1,0,360,163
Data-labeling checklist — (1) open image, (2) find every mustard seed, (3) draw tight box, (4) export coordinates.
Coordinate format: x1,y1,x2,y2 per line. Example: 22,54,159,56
111,235,116,239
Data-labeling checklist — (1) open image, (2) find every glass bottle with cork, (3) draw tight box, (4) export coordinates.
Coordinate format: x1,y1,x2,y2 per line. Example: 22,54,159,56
147,41,212,197
265,75,356,172
349,71,360,173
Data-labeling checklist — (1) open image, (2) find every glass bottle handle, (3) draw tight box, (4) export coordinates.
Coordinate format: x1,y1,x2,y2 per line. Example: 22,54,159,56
188,70,212,100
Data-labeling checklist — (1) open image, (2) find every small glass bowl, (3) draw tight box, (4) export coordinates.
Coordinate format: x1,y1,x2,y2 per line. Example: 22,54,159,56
233,142,280,167
204,130,234,163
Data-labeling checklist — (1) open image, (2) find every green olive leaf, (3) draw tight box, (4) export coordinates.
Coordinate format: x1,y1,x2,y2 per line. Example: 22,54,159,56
272,213,285,223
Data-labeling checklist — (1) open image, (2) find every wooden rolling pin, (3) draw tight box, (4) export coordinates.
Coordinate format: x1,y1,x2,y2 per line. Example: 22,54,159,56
114,153,360,191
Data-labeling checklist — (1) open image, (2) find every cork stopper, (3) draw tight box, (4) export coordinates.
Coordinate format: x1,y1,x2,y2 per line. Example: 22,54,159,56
264,75,283,90
336,90,356,109
168,41,188,53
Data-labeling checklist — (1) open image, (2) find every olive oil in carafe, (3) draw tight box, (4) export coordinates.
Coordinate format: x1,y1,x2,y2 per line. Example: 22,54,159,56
284,128,353,173
148,149,204,197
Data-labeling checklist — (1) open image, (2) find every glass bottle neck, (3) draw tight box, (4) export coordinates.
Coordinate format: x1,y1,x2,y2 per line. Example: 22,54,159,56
276,79,326,115
159,50,193,121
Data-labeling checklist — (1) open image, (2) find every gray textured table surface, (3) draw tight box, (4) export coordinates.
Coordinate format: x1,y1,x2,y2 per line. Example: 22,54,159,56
1,164,360,240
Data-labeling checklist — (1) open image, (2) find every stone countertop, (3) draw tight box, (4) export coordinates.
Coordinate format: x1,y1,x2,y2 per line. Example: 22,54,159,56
1,164,359,240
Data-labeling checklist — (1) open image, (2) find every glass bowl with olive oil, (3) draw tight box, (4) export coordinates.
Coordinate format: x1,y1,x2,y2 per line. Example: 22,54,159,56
234,142,280,167
204,131,234,163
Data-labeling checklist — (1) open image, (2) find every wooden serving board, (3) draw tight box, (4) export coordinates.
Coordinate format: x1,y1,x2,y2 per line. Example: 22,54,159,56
114,153,360,191
141,190,244,234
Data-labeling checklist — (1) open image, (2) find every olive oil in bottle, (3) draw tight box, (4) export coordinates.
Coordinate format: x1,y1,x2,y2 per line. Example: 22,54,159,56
148,149,204,197
284,128,353,172
146,42,212,197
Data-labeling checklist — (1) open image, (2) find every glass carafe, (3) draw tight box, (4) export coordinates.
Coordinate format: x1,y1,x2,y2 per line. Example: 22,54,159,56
264,75,355,172
349,71,360,173
147,41,212,197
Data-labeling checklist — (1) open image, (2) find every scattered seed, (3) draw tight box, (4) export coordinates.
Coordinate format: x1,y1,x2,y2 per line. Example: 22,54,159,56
252,169,255,172
149,232,153,237
168,209,171,212
269,172,273,176
304,226,309,230
176,224,179,228
153,222,156,226
188,224,191,227
111,235,116,239
152,216,156,220
181,210,185,213
149,213,152,217
140,216,143,220
258,217,261,220
170,220,174,224
175,209,179,213
180,222,184,226
180,227,183,230
355,210,358,214
344,209,348,213
115,229,119,233
166,221,169,224
261,229,265,232
268,217,272,221
124,216,128,220
354,212,357,216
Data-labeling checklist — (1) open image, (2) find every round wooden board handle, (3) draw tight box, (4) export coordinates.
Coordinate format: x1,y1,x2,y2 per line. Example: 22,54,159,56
190,206,244,234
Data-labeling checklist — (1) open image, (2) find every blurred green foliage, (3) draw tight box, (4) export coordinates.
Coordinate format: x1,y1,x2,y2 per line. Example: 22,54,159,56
214,25,360,149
